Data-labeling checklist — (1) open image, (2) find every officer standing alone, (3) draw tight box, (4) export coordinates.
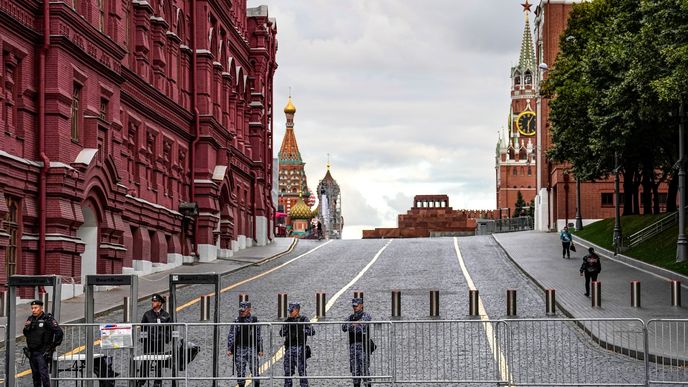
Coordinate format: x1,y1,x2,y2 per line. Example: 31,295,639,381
23,299,63,387
280,303,314,387
139,294,172,386
342,298,373,387
227,302,264,387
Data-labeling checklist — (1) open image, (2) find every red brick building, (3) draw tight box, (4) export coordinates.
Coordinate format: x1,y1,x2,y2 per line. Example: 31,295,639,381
362,195,499,239
496,1,538,215
532,0,666,231
0,0,277,297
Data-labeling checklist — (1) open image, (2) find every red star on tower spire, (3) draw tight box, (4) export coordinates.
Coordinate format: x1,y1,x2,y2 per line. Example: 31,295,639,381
521,0,532,13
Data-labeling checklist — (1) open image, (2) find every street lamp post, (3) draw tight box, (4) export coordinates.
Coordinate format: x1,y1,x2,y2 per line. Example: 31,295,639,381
677,101,687,263
575,177,583,231
613,152,623,255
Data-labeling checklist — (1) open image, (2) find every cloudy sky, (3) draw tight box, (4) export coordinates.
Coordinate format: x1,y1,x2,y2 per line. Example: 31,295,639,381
247,0,531,238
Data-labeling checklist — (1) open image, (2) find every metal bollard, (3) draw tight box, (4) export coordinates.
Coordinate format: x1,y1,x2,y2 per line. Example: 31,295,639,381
0,291,7,317
316,292,326,318
468,289,479,316
506,289,517,317
630,281,641,308
353,291,364,300
391,290,401,318
545,289,556,315
429,290,440,317
39,293,49,311
278,293,288,319
239,293,249,303
123,297,131,322
591,281,601,308
671,280,682,307
200,295,211,321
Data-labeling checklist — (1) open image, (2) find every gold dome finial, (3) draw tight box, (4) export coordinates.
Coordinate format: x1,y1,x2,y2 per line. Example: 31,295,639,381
327,153,330,171
284,94,296,114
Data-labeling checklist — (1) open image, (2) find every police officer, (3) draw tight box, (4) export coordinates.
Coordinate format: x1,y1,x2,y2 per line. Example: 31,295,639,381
279,303,314,387
227,302,264,387
23,299,63,387
342,298,373,387
139,294,172,387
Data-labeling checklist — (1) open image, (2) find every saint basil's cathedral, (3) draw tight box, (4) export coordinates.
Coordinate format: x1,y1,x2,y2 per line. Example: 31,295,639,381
277,97,343,239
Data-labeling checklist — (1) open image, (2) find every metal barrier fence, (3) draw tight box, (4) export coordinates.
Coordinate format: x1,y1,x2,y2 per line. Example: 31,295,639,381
12,323,189,387
505,318,647,386
647,319,688,385
393,320,508,385
5,319,688,386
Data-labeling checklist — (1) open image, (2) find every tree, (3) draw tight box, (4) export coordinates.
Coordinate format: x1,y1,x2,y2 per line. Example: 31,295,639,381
543,0,677,214
514,191,527,218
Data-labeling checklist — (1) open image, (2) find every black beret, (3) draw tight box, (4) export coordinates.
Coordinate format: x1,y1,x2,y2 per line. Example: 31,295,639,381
151,294,165,303
30,300,43,306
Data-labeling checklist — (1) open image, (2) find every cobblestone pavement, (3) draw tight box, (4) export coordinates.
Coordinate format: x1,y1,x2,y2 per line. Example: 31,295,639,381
10,236,686,386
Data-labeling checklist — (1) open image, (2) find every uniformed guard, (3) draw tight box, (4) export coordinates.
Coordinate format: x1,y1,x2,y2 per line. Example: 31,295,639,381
23,299,63,387
279,302,314,387
342,298,373,387
138,293,172,387
227,301,264,387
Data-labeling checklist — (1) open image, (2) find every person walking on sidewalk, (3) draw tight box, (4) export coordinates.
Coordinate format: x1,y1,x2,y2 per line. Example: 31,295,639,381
560,226,573,259
227,301,264,387
580,247,602,296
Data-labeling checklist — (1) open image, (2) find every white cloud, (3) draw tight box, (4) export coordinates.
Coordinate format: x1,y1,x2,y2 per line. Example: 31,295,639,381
250,0,529,238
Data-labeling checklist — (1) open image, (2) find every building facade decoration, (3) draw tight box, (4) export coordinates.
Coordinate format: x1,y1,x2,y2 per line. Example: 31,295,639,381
0,0,277,297
277,96,310,217
496,0,537,216
316,163,343,239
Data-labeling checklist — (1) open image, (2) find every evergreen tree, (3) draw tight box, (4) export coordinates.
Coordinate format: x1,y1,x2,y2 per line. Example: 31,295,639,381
514,191,527,217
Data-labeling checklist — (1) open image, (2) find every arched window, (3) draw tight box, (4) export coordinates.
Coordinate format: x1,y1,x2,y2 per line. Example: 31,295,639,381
524,71,532,85
514,72,521,86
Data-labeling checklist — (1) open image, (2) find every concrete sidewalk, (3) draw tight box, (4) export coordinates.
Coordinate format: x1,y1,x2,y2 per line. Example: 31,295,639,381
3,237,296,338
493,231,687,320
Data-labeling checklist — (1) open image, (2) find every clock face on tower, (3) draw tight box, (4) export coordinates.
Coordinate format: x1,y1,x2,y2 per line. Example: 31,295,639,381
516,110,536,136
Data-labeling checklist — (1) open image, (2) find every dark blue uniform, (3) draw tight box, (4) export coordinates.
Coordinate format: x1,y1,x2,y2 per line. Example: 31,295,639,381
280,303,314,387
343,298,373,387
227,312,263,387
23,310,63,387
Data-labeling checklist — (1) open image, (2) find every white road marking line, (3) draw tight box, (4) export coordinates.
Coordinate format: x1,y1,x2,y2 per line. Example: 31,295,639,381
453,237,513,385
242,240,394,386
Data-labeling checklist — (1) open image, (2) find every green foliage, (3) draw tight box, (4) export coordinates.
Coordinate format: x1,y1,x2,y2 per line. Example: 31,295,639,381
574,214,688,276
514,191,527,217
543,0,682,211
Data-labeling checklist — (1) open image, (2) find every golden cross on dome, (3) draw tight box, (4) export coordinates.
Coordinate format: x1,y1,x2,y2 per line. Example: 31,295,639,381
521,0,532,12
